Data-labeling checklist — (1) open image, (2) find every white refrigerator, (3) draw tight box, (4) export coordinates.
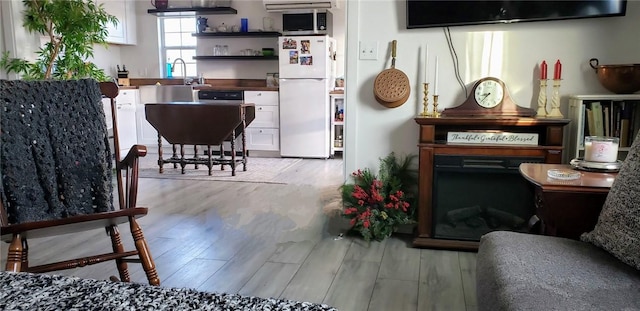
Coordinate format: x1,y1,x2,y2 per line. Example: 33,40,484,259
278,35,336,158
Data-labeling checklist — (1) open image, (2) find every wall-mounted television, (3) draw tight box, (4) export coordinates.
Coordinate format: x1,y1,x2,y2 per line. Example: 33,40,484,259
407,0,627,29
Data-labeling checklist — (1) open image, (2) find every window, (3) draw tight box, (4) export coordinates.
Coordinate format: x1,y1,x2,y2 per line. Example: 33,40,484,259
160,17,197,78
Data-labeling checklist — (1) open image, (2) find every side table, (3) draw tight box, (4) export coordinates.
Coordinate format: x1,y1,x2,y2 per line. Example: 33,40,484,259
519,163,617,240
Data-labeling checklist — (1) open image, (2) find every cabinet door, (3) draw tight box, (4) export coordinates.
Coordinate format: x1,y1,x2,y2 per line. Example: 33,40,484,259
100,0,125,44
115,90,138,152
100,0,136,45
246,128,280,151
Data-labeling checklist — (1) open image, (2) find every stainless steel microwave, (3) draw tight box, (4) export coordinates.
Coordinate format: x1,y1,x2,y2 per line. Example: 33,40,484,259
282,11,331,35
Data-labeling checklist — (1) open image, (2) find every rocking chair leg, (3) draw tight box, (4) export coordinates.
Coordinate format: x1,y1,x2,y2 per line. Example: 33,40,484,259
130,218,159,286
21,239,29,271
6,234,23,272
108,226,130,282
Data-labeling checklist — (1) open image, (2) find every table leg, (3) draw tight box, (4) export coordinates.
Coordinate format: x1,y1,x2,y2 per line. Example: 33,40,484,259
172,144,178,169
230,131,237,176
194,145,199,169
241,119,247,171
219,143,225,171
207,145,213,176
157,132,164,174
180,144,186,174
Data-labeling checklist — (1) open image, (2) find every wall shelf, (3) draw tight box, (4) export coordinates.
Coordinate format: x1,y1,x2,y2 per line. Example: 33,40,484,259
193,56,279,61
193,32,281,38
147,7,237,16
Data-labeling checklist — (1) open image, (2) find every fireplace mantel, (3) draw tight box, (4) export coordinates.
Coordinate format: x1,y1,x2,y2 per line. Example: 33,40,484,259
413,116,570,250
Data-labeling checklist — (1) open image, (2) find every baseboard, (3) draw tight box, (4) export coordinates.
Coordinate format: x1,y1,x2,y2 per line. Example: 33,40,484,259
247,150,281,158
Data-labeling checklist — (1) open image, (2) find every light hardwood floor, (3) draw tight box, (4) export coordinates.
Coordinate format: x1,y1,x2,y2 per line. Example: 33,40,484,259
1,155,477,311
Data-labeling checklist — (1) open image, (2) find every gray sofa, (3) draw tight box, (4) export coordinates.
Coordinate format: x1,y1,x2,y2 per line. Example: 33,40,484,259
477,134,640,310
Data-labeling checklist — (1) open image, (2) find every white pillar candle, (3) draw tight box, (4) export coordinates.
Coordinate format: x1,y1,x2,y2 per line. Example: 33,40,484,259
434,56,439,95
424,45,429,83
584,136,619,163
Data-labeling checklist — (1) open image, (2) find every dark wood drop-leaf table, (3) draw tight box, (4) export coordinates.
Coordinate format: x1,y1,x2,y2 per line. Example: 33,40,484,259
145,101,255,176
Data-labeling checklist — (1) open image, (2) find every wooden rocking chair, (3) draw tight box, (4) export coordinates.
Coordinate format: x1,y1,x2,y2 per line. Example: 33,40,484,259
0,79,159,286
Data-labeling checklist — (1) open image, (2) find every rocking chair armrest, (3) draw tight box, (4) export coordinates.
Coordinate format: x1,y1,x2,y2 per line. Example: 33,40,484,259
115,145,147,209
119,145,147,170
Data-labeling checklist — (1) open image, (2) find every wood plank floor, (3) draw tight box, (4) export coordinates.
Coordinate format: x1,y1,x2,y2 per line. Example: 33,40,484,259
1,155,477,311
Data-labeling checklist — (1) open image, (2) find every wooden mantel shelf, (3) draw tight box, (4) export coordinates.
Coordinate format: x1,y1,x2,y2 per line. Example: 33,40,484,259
415,116,570,146
415,116,570,126
412,116,571,251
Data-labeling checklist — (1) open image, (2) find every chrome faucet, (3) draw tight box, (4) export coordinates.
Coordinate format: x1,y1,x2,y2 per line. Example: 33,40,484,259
171,58,191,85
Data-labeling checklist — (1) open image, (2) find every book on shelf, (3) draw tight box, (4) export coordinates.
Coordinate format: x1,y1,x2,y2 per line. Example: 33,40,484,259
591,102,604,136
630,101,640,145
620,102,631,147
586,106,595,137
603,106,611,137
614,103,621,138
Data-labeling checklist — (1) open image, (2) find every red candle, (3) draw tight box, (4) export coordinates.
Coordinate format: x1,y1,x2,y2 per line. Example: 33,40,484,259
540,60,548,80
554,59,562,80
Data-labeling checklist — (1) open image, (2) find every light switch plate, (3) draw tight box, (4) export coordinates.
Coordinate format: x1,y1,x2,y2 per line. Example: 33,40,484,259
359,41,378,60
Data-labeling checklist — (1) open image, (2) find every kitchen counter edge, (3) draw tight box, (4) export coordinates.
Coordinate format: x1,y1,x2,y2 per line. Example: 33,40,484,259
119,85,278,92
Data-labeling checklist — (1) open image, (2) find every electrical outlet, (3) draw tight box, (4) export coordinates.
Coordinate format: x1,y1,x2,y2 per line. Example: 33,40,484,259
359,41,378,60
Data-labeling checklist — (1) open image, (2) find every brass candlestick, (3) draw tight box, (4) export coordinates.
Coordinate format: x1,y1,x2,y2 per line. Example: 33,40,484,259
536,79,548,117
420,83,431,117
547,79,564,118
432,94,441,118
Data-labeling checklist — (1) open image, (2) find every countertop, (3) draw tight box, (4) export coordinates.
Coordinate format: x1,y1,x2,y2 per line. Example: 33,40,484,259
122,78,278,92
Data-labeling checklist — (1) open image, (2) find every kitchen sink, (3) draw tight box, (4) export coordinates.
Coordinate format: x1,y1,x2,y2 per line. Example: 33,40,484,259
155,85,198,102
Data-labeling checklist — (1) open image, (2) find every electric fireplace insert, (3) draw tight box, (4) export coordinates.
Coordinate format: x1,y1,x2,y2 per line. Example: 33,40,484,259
432,155,544,241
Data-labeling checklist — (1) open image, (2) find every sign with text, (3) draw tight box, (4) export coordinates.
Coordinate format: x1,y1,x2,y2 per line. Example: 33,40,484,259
447,132,539,145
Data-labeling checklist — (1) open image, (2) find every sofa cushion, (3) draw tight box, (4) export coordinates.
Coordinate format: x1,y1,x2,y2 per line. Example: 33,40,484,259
580,132,640,270
477,231,640,311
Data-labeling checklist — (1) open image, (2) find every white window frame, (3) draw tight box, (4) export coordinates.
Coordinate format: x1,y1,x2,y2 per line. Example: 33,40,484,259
159,16,197,78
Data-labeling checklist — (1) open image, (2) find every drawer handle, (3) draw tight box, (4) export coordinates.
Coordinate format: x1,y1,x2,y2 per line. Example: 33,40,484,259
260,130,263,133
258,107,263,110
257,93,262,96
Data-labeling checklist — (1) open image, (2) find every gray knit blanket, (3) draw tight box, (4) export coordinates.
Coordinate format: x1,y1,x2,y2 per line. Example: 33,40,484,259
0,271,338,310
1,79,113,224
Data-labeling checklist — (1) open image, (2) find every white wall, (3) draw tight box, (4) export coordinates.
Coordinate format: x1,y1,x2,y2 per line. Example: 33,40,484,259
0,0,41,79
120,0,162,78
343,0,640,176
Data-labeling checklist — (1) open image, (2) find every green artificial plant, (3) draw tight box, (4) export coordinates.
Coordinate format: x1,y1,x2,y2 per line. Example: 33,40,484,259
0,0,117,80
340,153,419,241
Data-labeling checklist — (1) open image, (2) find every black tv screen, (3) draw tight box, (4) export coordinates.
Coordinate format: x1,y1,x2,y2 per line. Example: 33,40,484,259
407,0,627,28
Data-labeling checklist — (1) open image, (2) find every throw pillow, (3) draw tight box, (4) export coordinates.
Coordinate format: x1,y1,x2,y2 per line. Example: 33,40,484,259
581,132,640,270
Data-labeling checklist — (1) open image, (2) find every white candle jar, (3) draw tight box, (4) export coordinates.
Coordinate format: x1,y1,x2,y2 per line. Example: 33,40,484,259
584,136,619,163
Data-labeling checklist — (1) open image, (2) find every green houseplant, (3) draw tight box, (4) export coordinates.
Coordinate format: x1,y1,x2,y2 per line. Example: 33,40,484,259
0,0,117,80
340,153,419,241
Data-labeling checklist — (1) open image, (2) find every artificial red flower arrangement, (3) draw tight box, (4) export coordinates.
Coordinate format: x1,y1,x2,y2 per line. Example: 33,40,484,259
340,153,418,241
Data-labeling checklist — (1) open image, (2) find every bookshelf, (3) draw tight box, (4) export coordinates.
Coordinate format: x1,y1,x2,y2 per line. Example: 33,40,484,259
330,92,345,155
566,94,640,163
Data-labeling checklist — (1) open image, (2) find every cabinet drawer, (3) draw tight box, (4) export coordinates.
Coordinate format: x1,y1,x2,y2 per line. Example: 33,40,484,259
245,91,279,106
118,90,137,105
249,105,279,128
246,128,280,151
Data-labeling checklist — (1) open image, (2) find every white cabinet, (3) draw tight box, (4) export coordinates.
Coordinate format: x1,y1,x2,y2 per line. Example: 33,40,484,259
102,89,138,155
244,91,280,151
566,94,640,163
100,0,137,45
137,86,169,148
330,93,344,154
